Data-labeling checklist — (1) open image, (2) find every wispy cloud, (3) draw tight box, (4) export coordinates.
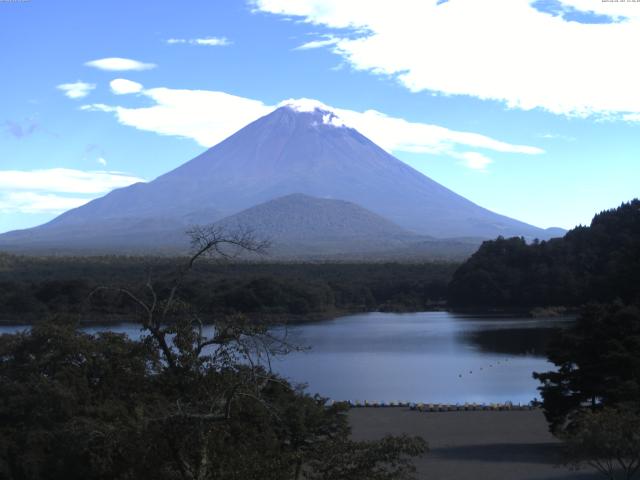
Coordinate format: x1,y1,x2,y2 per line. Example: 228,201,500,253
166,36,231,46
4,119,38,139
97,157,107,166
0,168,144,214
294,37,338,50
81,81,543,170
252,0,640,120
0,168,144,194
0,192,91,214
539,133,576,142
85,57,156,71
57,81,96,99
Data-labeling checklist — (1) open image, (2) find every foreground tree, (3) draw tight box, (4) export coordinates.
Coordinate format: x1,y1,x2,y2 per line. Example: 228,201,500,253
562,407,640,480
534,303,640,479
533,303,640,433
0,226,427,480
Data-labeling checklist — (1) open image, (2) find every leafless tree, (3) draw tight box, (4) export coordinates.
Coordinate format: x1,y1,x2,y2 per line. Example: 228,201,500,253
90,225,286,372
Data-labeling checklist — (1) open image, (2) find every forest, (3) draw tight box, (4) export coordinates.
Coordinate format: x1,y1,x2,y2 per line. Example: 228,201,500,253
0,256,455,324
448,199,640,309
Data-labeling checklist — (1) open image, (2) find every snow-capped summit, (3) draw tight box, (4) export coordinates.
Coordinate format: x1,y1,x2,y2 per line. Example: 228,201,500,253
277,97,334,113
277,98,347,128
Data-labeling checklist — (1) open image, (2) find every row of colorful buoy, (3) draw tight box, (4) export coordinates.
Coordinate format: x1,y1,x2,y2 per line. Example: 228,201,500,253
410,401,534,412
341,400,413,408
329,400,535,411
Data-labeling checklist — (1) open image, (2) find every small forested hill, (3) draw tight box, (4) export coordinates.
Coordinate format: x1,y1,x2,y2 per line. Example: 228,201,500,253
448,199,640,308
215,193,421,255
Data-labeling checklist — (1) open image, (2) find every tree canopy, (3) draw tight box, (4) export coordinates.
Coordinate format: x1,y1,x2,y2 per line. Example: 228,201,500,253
448,199,640,308
533,303,640,434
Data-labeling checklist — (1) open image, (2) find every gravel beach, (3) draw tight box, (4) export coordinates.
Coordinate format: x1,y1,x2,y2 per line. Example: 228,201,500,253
349,408,601,480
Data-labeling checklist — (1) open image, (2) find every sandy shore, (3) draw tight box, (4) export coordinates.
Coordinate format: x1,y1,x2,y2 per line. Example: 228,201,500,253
349,408,600,480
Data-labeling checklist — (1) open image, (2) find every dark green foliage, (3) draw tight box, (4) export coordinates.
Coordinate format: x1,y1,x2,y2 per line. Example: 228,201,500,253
0,320,155,480
0,320,426,480
0,230,427,479
533,304,640,434
449,200,640,308
305,435,427,480
561,407,640,480
0,258,457,323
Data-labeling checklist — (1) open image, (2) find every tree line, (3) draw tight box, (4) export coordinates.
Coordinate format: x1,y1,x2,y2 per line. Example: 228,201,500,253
448,200,640,309
0,256,455,324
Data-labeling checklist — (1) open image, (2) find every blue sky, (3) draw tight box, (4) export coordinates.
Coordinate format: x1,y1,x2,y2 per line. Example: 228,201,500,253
1,0,638,233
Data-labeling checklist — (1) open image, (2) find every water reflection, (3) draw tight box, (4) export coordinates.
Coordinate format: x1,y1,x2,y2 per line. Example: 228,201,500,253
271,312,572,404
465,326,562,357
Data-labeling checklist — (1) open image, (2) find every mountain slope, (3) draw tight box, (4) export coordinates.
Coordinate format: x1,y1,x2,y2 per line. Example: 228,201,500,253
0,101,562,253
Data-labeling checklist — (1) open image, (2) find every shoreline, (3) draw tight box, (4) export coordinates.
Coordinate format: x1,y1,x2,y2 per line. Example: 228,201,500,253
338,401,538,411
0,305,577,327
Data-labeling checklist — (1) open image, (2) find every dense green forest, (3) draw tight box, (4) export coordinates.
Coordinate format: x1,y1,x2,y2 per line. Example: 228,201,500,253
0,255,456,324
448,199,640,308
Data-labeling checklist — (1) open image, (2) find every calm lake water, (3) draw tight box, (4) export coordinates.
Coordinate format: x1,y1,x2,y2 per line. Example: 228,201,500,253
0,312,570,404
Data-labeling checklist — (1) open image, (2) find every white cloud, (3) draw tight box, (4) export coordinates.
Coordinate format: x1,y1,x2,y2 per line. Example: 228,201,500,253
85,57,156,71
324,106,543,155
0,168,143,195
0,168,144,215
57,81,96,99
0,192,91,214
83,87,273,147
166,37,231,46
97,157,107,166
555,0,640,20
252,0,640,120
81,83,542,168
295,37,339,50
110,78,144,95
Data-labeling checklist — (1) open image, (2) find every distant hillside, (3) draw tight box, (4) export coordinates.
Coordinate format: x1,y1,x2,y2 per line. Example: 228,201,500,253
215,194,420,255
448,199,640,308
0,192,482,260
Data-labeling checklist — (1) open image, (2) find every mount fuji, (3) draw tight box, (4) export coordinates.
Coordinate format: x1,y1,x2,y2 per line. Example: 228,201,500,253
0,100,562,256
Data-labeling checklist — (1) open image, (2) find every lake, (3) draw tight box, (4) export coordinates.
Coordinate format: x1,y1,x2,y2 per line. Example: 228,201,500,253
0,311,570,405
